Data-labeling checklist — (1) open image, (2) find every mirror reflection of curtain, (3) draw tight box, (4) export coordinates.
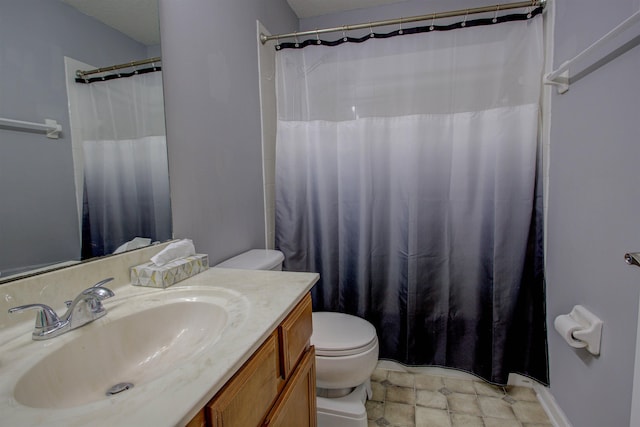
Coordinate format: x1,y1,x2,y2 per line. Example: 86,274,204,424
275,16,548,385
77,71,171,258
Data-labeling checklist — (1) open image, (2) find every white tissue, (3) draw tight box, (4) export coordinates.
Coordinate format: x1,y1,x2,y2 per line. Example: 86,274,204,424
150,239,196,266
113,237,152,254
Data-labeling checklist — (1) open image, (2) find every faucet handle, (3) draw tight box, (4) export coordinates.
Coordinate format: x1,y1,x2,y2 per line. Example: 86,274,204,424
90,277,114,289
74,277,115,305
8,303,64,331
63,278,115,307
83,286,115,300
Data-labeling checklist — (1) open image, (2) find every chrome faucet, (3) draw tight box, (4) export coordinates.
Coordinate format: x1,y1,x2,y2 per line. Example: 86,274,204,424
8,278,115,340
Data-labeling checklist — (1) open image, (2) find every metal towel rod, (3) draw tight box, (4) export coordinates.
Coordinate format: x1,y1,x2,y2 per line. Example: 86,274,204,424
0,117,62,139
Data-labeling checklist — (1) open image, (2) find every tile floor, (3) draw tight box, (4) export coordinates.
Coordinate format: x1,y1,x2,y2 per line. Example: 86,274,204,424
366,364,552,427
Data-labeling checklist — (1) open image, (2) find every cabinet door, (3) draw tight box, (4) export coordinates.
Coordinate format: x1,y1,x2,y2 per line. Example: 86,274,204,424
264,347,317,427
208,332,281,427
279,293,313,379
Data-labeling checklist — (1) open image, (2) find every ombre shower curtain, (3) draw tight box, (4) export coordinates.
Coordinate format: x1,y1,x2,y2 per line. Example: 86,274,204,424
76,71,171,258
275,14,548,384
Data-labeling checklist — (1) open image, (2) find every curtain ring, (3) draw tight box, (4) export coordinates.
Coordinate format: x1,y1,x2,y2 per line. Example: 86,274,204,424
429,13,436,31
369,22,374,38
342,26,348,42
493,5,499,23
398,17,403,35
461,10,468,27
294,32,299,48
276,36,281,50
315,29,321,45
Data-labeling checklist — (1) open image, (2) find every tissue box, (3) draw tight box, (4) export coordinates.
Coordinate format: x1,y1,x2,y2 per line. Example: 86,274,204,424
130,254,209,288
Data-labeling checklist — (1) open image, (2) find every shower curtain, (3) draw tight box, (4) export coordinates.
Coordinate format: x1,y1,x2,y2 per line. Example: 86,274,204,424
76,71,171,258
275,14,548,385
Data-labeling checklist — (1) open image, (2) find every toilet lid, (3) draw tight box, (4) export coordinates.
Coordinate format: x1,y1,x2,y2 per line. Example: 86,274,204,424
312,312,378,357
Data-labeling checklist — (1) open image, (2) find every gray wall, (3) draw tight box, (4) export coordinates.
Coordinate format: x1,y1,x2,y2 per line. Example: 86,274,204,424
300,0,493,33
546,0,640,425
0,1,147,277
158,0,298,265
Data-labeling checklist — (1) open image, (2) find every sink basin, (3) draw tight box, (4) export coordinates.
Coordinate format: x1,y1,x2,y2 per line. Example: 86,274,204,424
12,288,233,409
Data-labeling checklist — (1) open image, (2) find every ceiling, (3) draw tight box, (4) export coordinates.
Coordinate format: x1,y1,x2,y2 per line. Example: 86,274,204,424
286,0,410,19
60,0,409,46
61,0,160,46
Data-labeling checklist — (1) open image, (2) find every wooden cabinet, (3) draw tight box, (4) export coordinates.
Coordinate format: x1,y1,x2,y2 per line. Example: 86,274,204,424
278,293,313,379
189,293,315,427
208,332,282,427
185,409,207,427
263,347,316,427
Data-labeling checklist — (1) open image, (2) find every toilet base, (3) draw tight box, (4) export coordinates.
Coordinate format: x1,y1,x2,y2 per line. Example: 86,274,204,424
316,381,371,427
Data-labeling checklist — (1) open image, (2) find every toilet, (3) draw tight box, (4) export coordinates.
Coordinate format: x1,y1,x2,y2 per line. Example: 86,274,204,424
214,249,286,271
215,249,379,427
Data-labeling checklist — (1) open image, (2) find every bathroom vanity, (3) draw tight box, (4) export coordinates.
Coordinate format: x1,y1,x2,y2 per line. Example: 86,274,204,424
0,254,319,427
187,292,316,427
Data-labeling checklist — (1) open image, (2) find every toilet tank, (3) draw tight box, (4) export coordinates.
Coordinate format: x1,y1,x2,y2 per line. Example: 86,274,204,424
215,249,284,271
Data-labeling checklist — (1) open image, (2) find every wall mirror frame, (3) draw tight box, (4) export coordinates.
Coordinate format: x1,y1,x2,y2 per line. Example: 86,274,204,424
0,0,171,284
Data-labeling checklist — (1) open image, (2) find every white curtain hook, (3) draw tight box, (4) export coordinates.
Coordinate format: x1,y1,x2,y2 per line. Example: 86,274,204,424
493,5,500,23
369,22,374,38
399,17,403,35
430,13,436,31
294,32,299,48
316,29,321,45
461,10,469,27
342,26,348,42
276,36,281,50
527,4,533,18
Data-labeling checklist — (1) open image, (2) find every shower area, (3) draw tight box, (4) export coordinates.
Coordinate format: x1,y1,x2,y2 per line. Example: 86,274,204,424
259,0,550,388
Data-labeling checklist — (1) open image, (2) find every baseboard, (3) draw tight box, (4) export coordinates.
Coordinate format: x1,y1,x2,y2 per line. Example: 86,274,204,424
533,383,573,427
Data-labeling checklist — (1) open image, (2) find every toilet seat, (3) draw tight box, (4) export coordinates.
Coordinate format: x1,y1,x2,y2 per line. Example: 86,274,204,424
312,312,378,357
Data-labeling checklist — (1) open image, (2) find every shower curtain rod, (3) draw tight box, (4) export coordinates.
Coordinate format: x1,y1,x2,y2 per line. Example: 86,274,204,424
260,0,545,44
75,56,161,78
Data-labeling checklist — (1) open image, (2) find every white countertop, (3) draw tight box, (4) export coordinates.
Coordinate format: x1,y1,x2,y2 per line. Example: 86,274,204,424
0,267,318,427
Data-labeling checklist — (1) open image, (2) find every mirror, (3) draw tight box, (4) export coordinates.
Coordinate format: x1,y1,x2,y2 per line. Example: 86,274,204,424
0,0,170,283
